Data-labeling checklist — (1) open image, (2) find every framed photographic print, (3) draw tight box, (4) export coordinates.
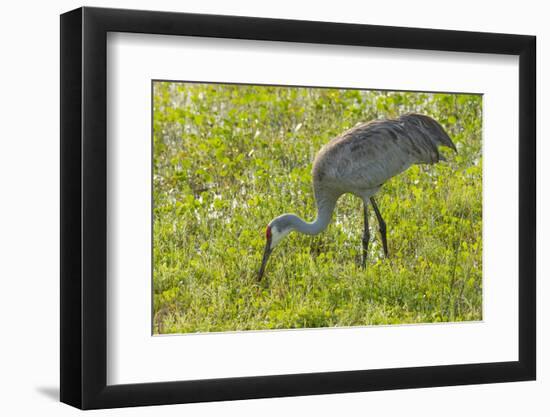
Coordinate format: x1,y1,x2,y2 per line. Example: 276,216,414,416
60,6,536,409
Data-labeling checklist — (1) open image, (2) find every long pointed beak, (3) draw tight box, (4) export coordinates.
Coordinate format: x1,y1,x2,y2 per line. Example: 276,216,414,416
257,240,272,281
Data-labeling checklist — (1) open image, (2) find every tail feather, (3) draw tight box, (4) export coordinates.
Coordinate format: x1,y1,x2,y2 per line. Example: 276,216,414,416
431,120,457,153
399,113,457,154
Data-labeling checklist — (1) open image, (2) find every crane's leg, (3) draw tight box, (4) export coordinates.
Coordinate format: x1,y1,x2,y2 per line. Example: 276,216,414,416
370,197,388,257
362,202,370,268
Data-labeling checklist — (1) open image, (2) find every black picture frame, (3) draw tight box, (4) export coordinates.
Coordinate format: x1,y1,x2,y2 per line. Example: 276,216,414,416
60,6,536,410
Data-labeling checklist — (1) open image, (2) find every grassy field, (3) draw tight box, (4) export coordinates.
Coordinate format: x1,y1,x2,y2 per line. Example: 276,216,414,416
152,82,483,334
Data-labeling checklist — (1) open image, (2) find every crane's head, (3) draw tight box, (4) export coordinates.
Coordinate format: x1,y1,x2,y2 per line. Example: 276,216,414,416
257,217,293,281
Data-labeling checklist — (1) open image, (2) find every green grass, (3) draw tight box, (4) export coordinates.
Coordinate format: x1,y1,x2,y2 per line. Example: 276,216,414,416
152,82,483,334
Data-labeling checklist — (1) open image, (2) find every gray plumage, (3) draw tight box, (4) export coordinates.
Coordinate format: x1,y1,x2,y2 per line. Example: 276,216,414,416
258,113,456,280
313,113,456,205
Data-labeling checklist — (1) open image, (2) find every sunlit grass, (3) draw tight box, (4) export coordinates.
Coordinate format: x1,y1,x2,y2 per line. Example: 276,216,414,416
153,83,482,334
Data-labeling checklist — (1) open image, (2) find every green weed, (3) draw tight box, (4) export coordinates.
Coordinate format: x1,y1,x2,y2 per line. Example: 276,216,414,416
153,83,482,334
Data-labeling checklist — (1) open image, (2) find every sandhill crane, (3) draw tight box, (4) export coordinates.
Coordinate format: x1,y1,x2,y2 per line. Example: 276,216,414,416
258,113,457,281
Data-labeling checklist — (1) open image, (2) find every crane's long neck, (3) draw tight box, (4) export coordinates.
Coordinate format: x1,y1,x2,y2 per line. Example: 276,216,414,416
287,196,337,236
